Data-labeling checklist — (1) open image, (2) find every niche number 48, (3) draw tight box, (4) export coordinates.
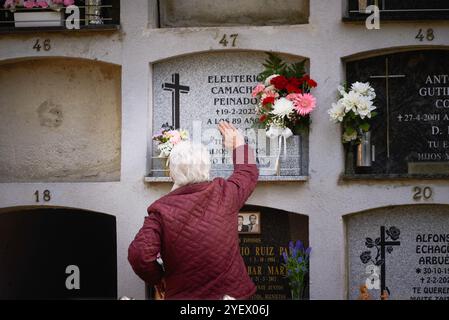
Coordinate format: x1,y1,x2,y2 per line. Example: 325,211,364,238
415,29,435,42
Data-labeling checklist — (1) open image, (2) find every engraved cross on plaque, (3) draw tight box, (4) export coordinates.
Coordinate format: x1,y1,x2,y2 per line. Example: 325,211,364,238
162,73,190,129
369,57,406,159
379,226,401,296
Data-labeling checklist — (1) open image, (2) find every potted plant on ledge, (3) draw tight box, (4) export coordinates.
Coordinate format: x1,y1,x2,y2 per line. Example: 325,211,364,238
3,0,75,28
152,123,189,177
282,240,311,300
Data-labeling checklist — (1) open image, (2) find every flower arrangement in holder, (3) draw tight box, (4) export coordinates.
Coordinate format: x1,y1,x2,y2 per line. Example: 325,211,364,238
3,0,75,10
282,240,311,300
328,82,377,144
152,123,189,176
3,0,75,28
328,82,378,169
251,53,317,174
252,53,318,136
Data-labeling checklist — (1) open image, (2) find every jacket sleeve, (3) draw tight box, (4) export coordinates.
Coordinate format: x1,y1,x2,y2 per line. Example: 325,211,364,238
225,144,259,212
127,211,164,286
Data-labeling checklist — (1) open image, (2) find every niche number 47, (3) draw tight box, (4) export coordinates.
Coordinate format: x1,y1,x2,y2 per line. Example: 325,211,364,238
219,34,238,47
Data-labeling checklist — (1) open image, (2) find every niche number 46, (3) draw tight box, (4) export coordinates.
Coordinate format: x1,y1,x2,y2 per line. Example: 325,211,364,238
33,39,51,52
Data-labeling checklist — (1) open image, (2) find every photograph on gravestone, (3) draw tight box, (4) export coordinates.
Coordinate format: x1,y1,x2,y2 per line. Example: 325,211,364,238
346,50,449,177
151,51,310,179
347,205,449,300
158,0,309,28
0,207,117,300
238,212,261,235
238,205,309,300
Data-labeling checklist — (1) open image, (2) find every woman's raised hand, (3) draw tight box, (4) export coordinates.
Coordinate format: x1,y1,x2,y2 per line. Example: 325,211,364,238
218,121,245,150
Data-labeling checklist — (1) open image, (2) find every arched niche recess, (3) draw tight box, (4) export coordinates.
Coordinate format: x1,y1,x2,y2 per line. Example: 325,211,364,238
150,51,310,180
0,206,117,300
0,57,122,182
344,204,449,300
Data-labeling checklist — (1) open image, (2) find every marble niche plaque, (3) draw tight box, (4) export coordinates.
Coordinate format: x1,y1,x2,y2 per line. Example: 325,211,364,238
151,51,309,179
239,205,309,300
347,205,449,300
346,50,449,177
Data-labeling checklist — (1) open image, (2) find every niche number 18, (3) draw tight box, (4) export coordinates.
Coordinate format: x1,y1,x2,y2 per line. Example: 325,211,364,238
35,190,51,203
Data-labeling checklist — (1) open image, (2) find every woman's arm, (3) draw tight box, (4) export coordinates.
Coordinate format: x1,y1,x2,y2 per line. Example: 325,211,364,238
218,122,259,211
226,144,259,210
128,212,164,286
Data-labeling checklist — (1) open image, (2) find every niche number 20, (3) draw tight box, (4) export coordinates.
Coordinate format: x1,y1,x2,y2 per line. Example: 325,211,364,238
413,186,433,201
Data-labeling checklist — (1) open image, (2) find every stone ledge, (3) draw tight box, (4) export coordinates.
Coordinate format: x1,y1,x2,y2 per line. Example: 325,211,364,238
340,173,449,181
342,14,449,22
144,175,309,183
0,24,120,35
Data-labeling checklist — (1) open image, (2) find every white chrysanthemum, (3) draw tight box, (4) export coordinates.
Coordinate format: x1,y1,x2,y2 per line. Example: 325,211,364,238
341,90,362,114
342,131,358,143
328,100,346,123
337,85,347,96
264,74,280,86
271,97,294,117
356,97,376,119
351,82,376,100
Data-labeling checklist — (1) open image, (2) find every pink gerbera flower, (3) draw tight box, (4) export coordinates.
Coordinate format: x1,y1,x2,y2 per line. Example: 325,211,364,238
291,93,316,116
251,83,265,97
36,1,49,8
168,130,181,144
23,0,37,8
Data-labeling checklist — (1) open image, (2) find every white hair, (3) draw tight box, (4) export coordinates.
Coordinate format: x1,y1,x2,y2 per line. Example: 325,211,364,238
169,141,211,187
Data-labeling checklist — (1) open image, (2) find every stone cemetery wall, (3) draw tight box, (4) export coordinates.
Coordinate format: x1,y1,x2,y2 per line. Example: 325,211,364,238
0,0,448,300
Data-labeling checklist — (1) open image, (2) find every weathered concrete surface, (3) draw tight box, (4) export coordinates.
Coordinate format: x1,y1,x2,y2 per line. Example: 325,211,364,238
159,0,309,27
0,58,121,182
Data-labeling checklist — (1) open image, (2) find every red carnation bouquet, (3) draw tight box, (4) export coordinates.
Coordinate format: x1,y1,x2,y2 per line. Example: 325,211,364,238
252,53,318,136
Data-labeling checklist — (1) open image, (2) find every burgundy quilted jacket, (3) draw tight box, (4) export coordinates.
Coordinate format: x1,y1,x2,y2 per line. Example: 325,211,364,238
128,144,259,300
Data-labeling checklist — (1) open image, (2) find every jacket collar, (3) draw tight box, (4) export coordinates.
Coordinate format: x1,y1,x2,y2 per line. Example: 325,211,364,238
166,180,211,196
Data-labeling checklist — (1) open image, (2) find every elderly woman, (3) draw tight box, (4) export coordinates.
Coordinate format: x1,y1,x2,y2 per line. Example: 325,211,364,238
128,121,259,299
